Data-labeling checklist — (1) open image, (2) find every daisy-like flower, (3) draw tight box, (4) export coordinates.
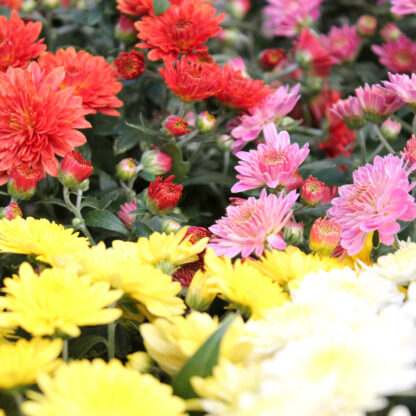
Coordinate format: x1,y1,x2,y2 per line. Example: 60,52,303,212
331,96,366,130
327,154,416,256
231,84,301,151
38,47,123,116
321,24,361,64
294,28,334,78
215,65,272,110
135,0,225,62
0,11,46,72
1,263,122,337
159,56,221,103
0,337,62,390
209,189,298,258
0,217,90,267
0,62,91,183
231,125,309,193
355,83,403,123
264,0,323,38
383,72,416,113
372,34,416,74
391,0,416,15
23,359,187,416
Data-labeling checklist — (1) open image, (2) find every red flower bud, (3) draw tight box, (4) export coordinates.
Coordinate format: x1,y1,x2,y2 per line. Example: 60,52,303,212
300,176,325,206
0,202,22,220
58,151,93,190
115,50,145,80
185,226,212,244
162,116,191,137
259,48,286,70
114,14,137,43
8,164,43,200
145,175,183,214
309,217,342,256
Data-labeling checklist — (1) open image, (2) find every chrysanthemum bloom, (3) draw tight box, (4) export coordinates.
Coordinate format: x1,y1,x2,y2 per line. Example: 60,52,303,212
38,47,123,116
231,126,309,193
140,312,249,375
0,11,46,72
0,0,22,9
116,158,137,181
231,84,301,151
58,151,93,190
126,351,153,373
1,263,122,337
141,148,172,176
328,155,416,255
264,0,323,37
0,217,89,267
380,22,401,42
309,217,342,256
0,202,22,220
300,176,325,206
380,117,402,141
144,175,182,215
114,14,137,43
355,84,403,123
114,50,145,80
259,48,286,70
357,15,377,36
116,0,152,15
209,189,298,258
162,116,190,137
117,199,137,229
322,24,361,64
384,72,416,113
391,0,416,15
159,56,221,103
0,62,91,184
172,259,204,288
331,96,366,130
0,337,62,390
294,28,334,78
135,0,225,62
282,220,304,245
372,34,416,74
321,184,338,204
215,65,272,110
403,135,416,165
7,164,43,200
23,359,187,416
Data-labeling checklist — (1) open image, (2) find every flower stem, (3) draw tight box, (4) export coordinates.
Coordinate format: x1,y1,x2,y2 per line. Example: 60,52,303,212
177,129,199,147
62,339,69,363
107,320,117,360
357,129,367,163
372,124,395,154
13,391,24,416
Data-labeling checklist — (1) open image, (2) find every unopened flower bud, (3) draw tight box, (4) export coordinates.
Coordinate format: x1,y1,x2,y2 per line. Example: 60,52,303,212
114,50,145,80
184,111,197,127
295,49,312,70
161,218,181,234
71,217,84,229
141,148,172,176
126,352,154,373
380,22,401,41
304,76,324,94
185,270,217,311
144,175,183,215
0,202,22,220
114,14,137,43
259,48,286,70
8,164,43,200
217,134,234,151
116,158,137,181
42,0,59,9
58,151,93,190
196,111,216,133
300,176,325,206
309,217,342,256
162,116,190,137
403,135,416,166
380,118,401,141
117,199,138,229
227,0,250,19
357,15,377,37
21,0,37,12
282,220,304,245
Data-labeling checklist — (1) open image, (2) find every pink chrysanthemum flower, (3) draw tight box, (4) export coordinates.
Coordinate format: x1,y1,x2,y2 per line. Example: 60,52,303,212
391,0,416,16
355,84,403,123
330,96,366,130
321,24,361,64
327,154,416,255
264,0,323,38
383,72,416,113
372,34,416,74
403,135,416,165
231,84,300,151
208,189,298,258
231,124,309,193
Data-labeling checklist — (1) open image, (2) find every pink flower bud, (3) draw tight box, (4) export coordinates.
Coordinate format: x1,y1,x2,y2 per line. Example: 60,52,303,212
357,15,377,36
380,22,401,41
141,148,172,176
114,14,137,43
0,202,22,220
196,111,216,133
282,220,304,245
116,158,137,181
403,135,416,166
300,176,325,206
309,217,342,256
380,118,402,141
117,199,137,229
161,218,181,234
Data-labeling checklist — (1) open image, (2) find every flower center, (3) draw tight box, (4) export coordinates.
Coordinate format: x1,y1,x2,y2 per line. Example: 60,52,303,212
263,150,288,165
234,206,256,224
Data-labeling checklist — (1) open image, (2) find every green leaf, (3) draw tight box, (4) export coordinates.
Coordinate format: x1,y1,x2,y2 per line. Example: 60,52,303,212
85,210,128,235
71,335,108,359
172,313,236,399
39,197,69,209
138,170,157,182
183,172,235,187
162,143,190,183
113,124,145,155
152,0,170,16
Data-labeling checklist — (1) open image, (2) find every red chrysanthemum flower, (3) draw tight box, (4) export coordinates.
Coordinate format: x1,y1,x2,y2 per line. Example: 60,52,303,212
215,65,272,110
0,0,22,9
115,50,146,80
38,47,123,116
0,62,91,185
163,116,191,137
0,10,46,72
135,0,225,61
320,113,355,158
173,259,204,288
294,28,334,78
159,56,222,102
145,175,183,214
117,0,182,16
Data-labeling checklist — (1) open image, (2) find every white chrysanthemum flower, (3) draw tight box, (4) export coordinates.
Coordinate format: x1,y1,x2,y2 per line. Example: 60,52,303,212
366,240,416,285
388,406,412,416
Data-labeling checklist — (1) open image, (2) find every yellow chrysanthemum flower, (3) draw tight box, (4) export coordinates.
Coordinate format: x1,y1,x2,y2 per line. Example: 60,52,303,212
113,227,208,274
0,337,62,390
140,312,252,376
126,351,154,373
0,297,15,343
253,246,351,288
23,359,187,416
0,217,89,267
1,263,122,337
185,270,219,311
78,243,185,319
204,249,288,319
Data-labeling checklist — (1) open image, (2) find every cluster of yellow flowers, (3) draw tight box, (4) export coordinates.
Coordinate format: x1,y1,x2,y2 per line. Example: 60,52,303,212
0,216,415,415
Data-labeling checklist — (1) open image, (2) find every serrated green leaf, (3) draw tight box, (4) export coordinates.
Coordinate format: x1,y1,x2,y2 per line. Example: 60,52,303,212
85,210,128,235
71,335,108,359
152,0,170,16
162,143,190,182
172,313,236,399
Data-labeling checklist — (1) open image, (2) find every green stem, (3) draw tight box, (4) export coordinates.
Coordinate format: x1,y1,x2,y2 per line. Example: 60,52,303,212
265,63,299,82
357,129,367,163
107,319,117,360
62,339,69,363
13,391,24,416
372,124,395,154
413,114,416,135
177,129,199,147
